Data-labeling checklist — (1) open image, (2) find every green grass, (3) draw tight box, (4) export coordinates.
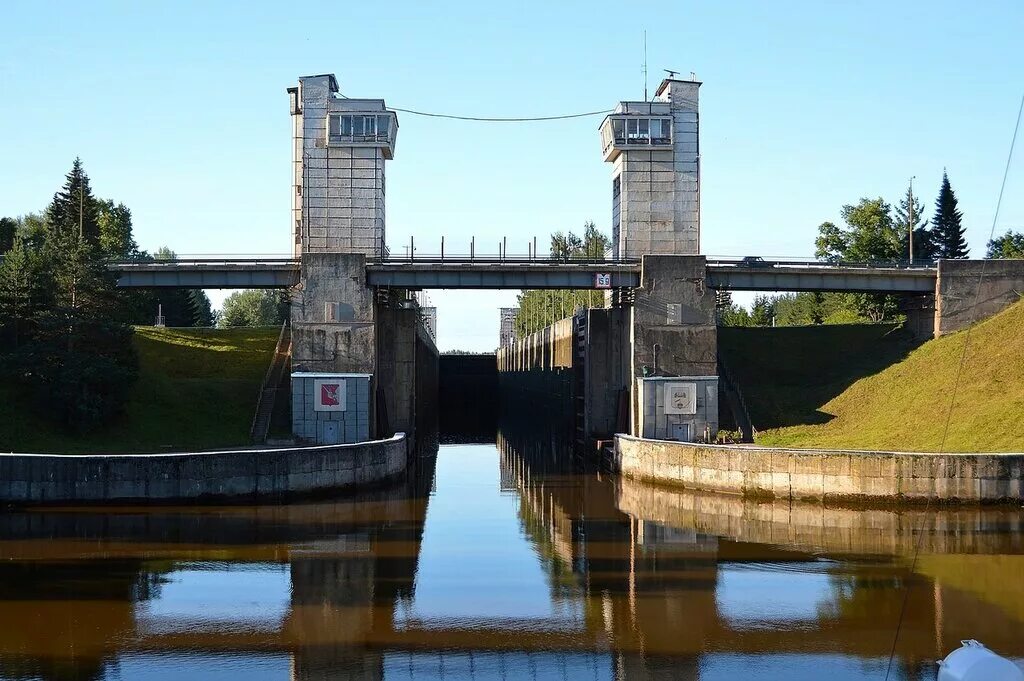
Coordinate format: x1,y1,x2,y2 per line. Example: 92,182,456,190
734,299,1024,452
0,327,279,454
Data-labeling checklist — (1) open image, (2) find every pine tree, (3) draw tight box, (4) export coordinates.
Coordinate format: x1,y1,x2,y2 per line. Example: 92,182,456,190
47,158,101,244
188,289,214,327
932,171,969,259
0,217,16,254
3,159,139,431
0,234,52,351
894,184,936,262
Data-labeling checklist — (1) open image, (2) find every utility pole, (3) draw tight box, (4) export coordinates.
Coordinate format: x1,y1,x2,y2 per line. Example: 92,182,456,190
908,176,916,264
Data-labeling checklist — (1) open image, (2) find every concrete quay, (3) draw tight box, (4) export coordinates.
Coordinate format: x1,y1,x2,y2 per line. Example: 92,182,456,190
615,434,1024,503
0,434,408,505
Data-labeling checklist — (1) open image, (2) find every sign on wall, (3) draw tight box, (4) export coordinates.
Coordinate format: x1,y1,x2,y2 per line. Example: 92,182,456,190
594,273,612,289
314,378,347,412
663,382,697,415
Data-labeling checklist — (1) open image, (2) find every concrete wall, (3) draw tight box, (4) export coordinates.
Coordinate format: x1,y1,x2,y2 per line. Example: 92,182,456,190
497,317,576,439
615,434,1024,503
582,307,629,440
291,252,376,375
935,258,1024,336
439,354,497,438
0,434,408,505
374,303,439,446
375,306,417,436
630,255,718,435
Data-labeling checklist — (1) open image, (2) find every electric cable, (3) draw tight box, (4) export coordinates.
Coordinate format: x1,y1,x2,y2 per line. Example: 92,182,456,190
334,92,610,121
883,89,1024,680
386,107,611,122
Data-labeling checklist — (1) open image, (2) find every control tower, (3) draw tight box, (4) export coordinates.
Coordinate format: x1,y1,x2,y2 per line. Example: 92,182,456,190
599,78,700,259
288,74,398,257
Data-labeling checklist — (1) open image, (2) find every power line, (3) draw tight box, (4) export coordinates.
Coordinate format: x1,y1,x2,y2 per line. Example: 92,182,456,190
333,94,609,122
386,106,612,122
883,88,1024,680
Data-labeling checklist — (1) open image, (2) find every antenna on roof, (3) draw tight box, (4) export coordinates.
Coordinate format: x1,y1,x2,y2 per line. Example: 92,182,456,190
664,69,680,79
642,31,648,101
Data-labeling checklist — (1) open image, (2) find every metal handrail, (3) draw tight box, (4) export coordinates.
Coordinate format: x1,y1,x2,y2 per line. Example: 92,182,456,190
249,320,291,444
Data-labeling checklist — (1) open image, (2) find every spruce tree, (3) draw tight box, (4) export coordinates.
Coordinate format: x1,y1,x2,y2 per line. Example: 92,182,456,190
0,217,16,254
4,159,139,431
47,158,101,244
932,171,969,259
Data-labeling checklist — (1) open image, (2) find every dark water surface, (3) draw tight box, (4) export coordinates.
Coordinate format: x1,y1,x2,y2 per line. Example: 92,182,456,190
2,440,1023,680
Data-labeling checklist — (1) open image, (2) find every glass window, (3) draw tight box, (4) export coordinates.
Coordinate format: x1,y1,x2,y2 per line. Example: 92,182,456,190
638,119,649,138
377,115,390,138
329,116,340,136
340,115,352,135
612,118,624,142
352,116,364,136
649,119,662,139
363,116,377,136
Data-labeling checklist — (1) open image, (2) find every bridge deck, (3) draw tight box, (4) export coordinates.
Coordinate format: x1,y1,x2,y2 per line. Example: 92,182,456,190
107,257,938,293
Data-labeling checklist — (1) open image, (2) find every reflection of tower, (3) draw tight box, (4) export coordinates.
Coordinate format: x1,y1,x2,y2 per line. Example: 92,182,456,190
284,487,431,681
287,540,383,681
499,424,708,678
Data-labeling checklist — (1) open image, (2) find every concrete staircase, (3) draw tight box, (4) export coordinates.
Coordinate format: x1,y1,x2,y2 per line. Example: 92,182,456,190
717,355,755,443
250,321,292,445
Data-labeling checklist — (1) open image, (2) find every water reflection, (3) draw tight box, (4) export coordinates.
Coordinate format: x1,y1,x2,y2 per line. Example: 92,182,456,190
0,435,1022,680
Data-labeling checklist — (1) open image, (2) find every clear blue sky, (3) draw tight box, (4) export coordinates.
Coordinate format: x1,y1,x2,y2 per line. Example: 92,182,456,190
2,1,1022,350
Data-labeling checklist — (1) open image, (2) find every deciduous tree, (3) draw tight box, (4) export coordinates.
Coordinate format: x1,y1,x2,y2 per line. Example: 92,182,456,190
220,289,289,327
986,230,1024,259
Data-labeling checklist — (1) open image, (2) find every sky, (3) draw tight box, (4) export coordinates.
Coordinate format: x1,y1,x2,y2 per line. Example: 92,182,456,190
2,1,1022,351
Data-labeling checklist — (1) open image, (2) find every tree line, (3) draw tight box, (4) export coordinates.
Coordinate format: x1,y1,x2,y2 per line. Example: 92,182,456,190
0,160,293,432
514,221,610,337
720,171,1024,327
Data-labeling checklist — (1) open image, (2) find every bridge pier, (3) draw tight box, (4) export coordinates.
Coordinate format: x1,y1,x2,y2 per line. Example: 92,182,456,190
935,258,1024,336
628,255,718,438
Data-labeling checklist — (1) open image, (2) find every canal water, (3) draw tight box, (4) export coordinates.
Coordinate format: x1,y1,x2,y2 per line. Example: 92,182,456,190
1,440,1023,681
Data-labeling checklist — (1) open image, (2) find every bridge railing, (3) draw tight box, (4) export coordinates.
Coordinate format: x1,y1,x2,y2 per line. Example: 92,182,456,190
706,255,938,270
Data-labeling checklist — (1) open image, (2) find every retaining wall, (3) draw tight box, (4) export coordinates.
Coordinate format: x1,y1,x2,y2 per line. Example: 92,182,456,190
0,434,407,505
615,434,1024,503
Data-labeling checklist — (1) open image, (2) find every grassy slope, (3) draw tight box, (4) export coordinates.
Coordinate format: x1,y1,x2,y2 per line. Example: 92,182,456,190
749,299,1024,452
720,322,917,430
0,327,278,454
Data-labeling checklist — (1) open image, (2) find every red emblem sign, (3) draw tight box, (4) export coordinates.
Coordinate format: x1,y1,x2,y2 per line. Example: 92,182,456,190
321,383,341,406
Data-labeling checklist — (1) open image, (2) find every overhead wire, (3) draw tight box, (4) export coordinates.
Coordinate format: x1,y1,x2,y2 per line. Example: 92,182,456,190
883,89,1024,680
334,92,610,121
385,107,611,122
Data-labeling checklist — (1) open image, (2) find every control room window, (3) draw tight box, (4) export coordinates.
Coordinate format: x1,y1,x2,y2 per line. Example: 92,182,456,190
330,114,392,141
612,118,625,144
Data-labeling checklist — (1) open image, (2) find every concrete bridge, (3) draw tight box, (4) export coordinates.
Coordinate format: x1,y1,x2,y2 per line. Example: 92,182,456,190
109,255,940,293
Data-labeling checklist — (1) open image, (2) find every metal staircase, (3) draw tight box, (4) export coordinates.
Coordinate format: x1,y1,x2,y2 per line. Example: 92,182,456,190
250,320,292,445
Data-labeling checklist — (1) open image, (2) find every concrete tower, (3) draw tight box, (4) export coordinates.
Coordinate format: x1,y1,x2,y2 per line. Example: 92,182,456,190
288,74,397,257
599,78,700,259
